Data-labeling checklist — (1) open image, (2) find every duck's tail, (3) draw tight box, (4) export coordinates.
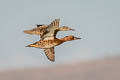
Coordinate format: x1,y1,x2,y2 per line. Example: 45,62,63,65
26,44,32,47
26,43,36,47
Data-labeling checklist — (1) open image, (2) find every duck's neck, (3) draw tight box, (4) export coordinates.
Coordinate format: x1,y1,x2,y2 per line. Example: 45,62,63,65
58,27,62,31
60,37,72,42
58,27,65,31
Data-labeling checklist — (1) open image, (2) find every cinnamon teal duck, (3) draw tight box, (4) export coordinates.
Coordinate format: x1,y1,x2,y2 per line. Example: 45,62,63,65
26,35,81,62
24,19,75,40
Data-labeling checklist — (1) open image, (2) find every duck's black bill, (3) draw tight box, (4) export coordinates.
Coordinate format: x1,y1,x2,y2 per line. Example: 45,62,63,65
70,29,75,31
75,37,81,39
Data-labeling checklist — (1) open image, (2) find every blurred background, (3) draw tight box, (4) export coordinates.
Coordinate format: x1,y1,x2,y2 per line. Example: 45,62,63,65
0,0,120,80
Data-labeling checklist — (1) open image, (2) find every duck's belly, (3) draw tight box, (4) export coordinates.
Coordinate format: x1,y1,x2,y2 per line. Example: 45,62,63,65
42,43,56,48
36,41,58,49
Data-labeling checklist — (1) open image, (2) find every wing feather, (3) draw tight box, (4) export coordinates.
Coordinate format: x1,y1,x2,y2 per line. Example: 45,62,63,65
44,47,55,62
42,19,60,40
49,19,60,27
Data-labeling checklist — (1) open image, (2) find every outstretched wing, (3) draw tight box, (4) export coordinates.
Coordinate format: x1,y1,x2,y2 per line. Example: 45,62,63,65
44,47,55,62
48,19,60,29
24,25,48,35
41,19,60,40
24,19,60,40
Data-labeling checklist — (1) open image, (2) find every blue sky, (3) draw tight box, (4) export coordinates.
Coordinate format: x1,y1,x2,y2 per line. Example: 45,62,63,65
0,0,120,71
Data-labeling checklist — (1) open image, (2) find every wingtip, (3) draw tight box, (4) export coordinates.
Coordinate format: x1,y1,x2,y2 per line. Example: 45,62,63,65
55,18,60,21
24,30,32,34
50,59,55,62
48,58,55,62
24,30,28,33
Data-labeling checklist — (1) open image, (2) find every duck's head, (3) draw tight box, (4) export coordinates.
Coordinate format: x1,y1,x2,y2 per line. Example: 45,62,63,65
62,35,81,41
59,26,75,31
